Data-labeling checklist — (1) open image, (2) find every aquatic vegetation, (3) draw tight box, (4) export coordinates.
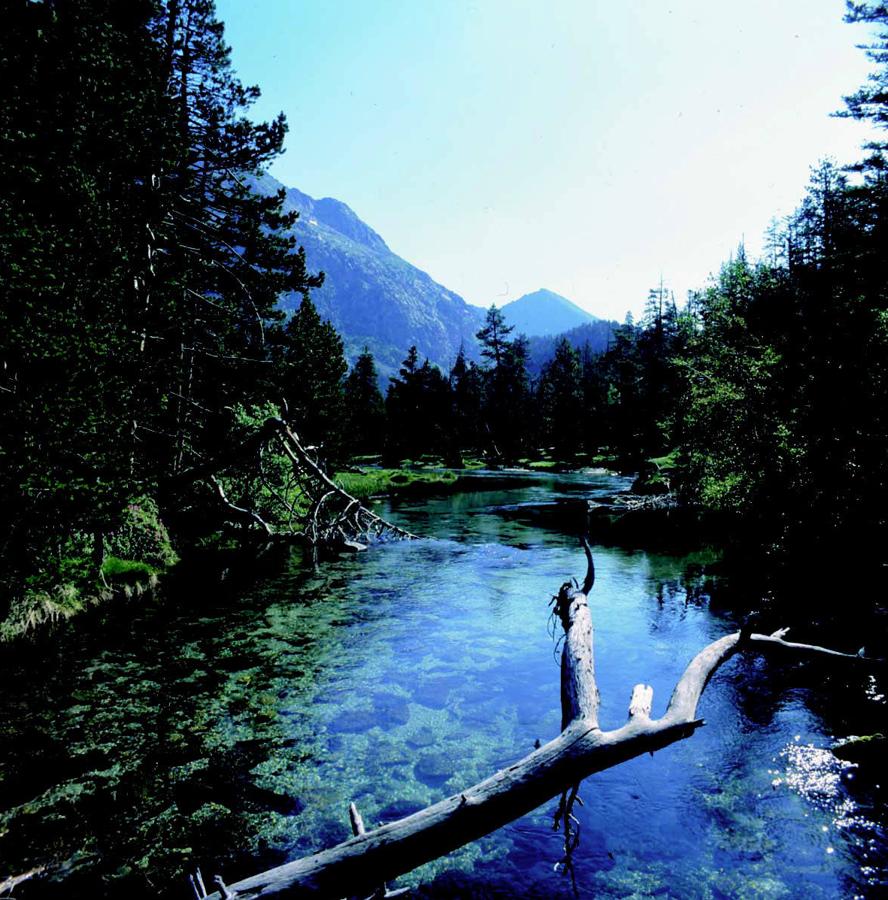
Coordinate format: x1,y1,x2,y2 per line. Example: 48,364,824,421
0,476,884,897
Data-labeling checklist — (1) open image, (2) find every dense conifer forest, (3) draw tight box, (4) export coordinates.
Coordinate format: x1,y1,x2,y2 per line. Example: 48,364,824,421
4,5,888,899
1,0,887,636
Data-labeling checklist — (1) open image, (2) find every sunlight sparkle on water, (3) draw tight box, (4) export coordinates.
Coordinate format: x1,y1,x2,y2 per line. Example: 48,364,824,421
778,741,856,817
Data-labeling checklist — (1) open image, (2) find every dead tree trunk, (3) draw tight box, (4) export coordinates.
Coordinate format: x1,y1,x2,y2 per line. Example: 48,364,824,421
272,420,416,545
201,539,871,899
174,415,414,548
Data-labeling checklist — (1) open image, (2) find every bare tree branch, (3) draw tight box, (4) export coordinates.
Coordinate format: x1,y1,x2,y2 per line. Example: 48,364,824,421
200,542,876,899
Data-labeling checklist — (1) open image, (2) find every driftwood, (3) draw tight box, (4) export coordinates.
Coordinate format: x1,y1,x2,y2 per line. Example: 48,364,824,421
194,416,414,548
201,539,872,899
0,867,45,896
270,420,416,545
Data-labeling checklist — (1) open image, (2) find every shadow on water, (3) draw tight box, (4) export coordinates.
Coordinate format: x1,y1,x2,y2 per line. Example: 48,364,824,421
0,470,885,898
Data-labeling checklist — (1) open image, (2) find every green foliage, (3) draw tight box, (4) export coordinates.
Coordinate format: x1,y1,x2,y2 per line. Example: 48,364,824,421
475,305,514,366
216,402,309,532
0,0,165,611
278,296,348,465
673,152,888,566
101,556,159,583
3,0,888,623
344,349,386,454
449,345,484,457
674,254,786,513
334,467,458,501
473,309,532,463
107,497,178,569
0,0,336,623
538,338,583,460
384,347,455,463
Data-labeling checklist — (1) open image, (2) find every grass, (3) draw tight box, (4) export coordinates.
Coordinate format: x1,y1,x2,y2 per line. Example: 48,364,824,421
0,584,90,642
335,468,459,501
101,556,159,583
1,555,166,642
648,450,680,472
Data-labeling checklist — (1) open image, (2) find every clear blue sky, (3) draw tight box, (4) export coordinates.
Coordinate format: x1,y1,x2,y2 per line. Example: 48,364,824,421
215,0,877,320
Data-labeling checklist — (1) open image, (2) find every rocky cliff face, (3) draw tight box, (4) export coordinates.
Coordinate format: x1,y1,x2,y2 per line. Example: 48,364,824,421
252,173,484,376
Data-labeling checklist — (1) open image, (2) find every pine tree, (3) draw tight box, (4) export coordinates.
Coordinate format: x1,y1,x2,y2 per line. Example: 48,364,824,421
0,0,166,601
840,2,888,175
539,338,584,460
135,0,324,478
278,296,347,464
385,348,452,462
450,345,484,454
476,304,514,367
344,349,386,455
0,0,334,613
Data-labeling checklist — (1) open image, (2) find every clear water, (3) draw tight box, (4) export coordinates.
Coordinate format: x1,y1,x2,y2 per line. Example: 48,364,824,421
0,471,885,898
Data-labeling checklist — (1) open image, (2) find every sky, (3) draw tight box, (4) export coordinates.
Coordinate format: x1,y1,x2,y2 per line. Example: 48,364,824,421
214,0,878,321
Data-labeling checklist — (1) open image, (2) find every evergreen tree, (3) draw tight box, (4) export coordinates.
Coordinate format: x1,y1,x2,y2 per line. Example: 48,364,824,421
673,254,785,516
475,306,530,462
538,338,584,460
0,0,331,613
579,342,609,456
840,2,888,175
494,335,532,461
599,315,643,461
140,0,323,477
450,345,484,454
0,0,166,602
385,347,453,462
344,349,386,455
278,296,347,464
476,304,514,367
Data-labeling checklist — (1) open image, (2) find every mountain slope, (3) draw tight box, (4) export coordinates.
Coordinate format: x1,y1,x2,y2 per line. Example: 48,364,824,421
499,289,599,338
251,173,483,376
525,321,617,377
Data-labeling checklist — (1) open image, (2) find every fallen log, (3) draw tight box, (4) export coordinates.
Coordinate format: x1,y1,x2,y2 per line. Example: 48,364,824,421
174,415,414,548
272,420,416,544
201,539,874,899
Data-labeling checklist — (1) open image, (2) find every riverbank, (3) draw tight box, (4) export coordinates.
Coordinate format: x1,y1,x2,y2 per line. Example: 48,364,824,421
2,467,885,899
0,498,179,643
0,463,570,643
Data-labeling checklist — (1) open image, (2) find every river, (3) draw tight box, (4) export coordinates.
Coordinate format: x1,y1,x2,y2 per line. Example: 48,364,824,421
0,471,885,897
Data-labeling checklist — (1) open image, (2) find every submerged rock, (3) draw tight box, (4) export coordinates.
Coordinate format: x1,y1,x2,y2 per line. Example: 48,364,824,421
327,707,379,734
414,752,453,788
246,786,305,816
413,675,463,709
406,725,437,748
378,798,426,822
372,692,411,729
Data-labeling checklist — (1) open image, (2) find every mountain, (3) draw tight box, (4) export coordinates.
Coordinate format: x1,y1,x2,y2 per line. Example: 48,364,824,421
499,289,599,338
251,173,484,376
525,321,617,377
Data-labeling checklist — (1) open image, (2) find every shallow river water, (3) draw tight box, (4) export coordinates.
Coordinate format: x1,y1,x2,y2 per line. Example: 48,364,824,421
0,471,885,898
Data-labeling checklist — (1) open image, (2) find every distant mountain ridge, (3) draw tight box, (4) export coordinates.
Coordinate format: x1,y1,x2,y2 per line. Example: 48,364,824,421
280,183,390,253
251,172,484,376
252,173,615,378
525,321,616,377
499,289,599,338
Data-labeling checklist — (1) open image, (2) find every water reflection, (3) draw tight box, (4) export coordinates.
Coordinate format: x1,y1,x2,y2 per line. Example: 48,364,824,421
0,471,884,898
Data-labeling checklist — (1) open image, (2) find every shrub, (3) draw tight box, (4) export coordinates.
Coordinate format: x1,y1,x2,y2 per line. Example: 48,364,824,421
107,497,178,568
